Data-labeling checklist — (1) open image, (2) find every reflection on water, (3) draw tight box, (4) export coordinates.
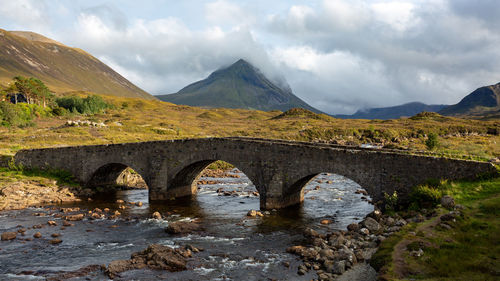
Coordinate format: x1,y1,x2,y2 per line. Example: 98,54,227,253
0,171,373,280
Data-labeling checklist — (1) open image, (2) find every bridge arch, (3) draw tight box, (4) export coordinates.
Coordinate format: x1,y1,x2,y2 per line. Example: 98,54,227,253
166,159,262,199
86,162,149,190
265,168,378,209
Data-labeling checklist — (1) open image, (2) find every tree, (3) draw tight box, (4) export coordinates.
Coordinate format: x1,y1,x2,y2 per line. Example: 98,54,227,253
12,76,54,107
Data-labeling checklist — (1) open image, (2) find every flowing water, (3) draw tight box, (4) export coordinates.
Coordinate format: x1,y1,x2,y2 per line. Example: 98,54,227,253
0,171,373,280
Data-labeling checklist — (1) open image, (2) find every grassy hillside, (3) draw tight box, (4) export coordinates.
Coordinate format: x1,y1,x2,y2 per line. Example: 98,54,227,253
0,29,154,100
0,93,498,163
158,59,320,113
440,82,500,118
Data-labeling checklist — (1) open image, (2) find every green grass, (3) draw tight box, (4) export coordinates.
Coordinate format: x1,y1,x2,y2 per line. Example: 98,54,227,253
0,167,78,187
373,177,500,281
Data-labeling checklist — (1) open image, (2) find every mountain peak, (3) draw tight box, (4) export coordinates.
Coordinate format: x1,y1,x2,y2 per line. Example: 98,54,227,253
157,60,321,113
234,58,250,65
439,82,500,116
220,59,256,73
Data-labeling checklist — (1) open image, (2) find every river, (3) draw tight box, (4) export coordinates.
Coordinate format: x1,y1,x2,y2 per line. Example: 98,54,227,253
0,171,373,280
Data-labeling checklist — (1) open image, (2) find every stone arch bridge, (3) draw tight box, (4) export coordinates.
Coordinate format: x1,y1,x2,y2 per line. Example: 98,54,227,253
14,137,496,209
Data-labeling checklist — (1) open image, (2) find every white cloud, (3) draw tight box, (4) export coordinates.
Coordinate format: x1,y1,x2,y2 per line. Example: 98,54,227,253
205,0,254,27
371,1,417,31
0,0,49,31
323,0,371,31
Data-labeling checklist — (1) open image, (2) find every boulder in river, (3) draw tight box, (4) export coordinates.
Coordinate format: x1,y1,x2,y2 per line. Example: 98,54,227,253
165,221,202,235
106,244,190,278
49,238,62,244
1,232,17,241
33,232,42,238
151,211,162,220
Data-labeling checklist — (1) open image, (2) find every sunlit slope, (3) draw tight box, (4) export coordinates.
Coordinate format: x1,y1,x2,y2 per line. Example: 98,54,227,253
0,29,154,100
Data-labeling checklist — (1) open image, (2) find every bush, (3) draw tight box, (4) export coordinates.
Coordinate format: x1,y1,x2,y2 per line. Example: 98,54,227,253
55,95,112,115
52,106,68,116
384,191,398,212
410,184,442,208
425,133,439,150
0,101,51,127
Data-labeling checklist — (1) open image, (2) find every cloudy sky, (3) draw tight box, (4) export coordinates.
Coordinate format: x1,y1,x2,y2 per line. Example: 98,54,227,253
0,0,499,114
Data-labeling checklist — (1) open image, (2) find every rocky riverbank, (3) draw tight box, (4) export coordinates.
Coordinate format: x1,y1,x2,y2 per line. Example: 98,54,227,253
0,167,152,211
286,206,435,281
0,180,89,211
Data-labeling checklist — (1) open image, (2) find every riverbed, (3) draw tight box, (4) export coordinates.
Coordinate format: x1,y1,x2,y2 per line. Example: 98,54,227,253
0,171,374,280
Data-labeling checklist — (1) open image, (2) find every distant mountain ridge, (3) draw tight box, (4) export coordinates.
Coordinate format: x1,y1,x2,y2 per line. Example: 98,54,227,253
439,82,500,118
157,59,321,113
335,102,448,120
0,29,154,99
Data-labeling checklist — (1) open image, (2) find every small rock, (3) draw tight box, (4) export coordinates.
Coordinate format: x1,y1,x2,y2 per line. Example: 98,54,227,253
410,248,424,257
17,228,26,233
387,226,401,232
49,238,62,245
91,213,103,219
395,219,407,227
347,223,359,232
440,213,455,222
368,209,382,221
256,211,264,217
332,261,346,274
114,211,121,216
63,221,73,227
135,202,143,207
359,228,370,235
33,232,42,238
247,210,257,217
304,227,319,238
286,245,305,254
47,220,57,226
65,214,84,221
362,217,381,232
152,211,162,220
1,232,17,241
439,223,452,230
319,248,335,260
51,233,61,238
116,199,124,204
320,219,331,225
441,195,455,209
